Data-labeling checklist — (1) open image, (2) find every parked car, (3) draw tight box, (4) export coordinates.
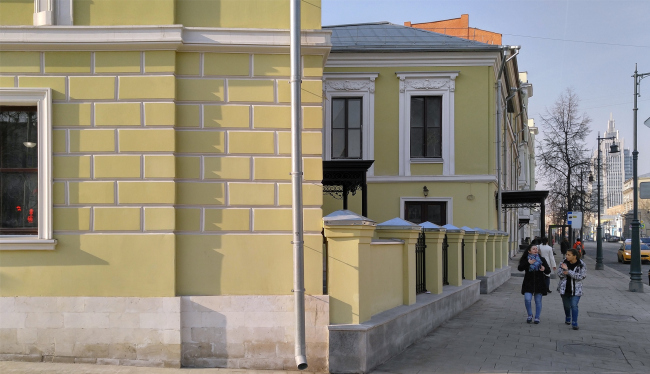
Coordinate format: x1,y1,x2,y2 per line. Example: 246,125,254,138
607,236,620,242
641,237,650,245
617,242,650,263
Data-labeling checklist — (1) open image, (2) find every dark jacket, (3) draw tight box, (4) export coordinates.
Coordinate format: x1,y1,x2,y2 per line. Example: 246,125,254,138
560,240,570,254
518,255,551,295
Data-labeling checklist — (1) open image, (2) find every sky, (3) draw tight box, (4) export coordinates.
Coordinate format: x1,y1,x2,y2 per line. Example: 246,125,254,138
321,0,650,179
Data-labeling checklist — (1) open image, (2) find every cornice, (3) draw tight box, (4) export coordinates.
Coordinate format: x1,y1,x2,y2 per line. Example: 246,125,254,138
368,175,498,183
325,52,500,68
0,25,332,53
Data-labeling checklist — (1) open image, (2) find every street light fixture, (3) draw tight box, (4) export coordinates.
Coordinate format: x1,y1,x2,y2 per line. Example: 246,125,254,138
629,64,650,292
595,135,619,270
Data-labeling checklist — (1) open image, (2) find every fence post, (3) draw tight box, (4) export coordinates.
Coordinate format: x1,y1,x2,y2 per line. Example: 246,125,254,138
461,227,478,280
494,231,504,269
485,230,498,272
442,224,465,286
323,210,376,324
500,232,510,267
473,227,489,277
420,222,446,294
376,218,421,306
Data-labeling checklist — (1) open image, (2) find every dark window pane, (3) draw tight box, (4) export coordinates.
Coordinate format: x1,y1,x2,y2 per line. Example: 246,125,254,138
426,127,442,158
410,97,424,128
0,107,38,169
426,96,442,128
332,99,345,129
405,203,422,224
348,129,361,158
332,129,346,158
426,203,443,225
348,99,361,129
0,172,38,232
410,128,424,158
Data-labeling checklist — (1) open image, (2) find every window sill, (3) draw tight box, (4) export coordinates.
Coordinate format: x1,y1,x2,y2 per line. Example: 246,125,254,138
0,238,57,250
410,158,444,164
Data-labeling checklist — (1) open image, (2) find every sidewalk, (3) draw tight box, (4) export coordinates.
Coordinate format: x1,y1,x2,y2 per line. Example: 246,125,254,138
2,244,649,374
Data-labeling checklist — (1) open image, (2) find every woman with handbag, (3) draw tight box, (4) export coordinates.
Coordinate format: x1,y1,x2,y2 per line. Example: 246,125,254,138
518,244,551,324
557,248,587,330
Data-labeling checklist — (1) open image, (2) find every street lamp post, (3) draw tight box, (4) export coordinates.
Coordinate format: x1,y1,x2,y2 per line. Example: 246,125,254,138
595,134,619,270
630,64,650,292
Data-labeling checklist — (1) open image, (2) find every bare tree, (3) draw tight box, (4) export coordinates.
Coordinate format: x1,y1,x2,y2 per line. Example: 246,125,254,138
537,88,592,229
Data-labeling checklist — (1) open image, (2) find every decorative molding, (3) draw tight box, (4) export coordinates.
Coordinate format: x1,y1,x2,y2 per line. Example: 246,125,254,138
324,79,375,93
325,52,499,68
368,175,498,183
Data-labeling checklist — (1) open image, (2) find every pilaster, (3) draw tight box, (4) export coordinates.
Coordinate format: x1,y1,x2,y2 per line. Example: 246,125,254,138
485,230,498,273
420,222,446,294
461,227,478,280
473,227,489,277
442,224,465,286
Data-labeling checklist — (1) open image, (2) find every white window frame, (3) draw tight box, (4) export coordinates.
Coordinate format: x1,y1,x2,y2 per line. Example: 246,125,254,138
397,71,459,177
400,197,453,226
0,88,56,250
323,72,377,176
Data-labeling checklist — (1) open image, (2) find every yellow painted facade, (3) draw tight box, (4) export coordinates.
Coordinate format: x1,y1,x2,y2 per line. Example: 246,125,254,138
0,0,326,298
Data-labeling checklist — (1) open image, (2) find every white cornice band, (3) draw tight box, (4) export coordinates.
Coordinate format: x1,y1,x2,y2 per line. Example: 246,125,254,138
0,25,332,52
325,52,499,68
368,175,498,183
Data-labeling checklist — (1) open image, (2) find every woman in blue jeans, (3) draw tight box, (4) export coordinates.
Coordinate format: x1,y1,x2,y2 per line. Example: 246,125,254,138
518,245,551,324
557,248,586,330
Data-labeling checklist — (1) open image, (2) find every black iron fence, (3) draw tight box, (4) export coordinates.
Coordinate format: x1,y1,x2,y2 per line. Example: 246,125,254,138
415,230,426,294
442,234,449,285
322,229,328,295
461,238,465,280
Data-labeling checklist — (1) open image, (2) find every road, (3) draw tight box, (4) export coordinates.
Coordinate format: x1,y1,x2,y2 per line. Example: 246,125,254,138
567,240,650,284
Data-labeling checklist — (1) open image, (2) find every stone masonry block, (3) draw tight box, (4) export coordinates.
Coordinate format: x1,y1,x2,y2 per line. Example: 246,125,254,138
63,313,110,328
303,106,323,129
83,297,126,313
69,129,115,152
69,77,115,100
176,131,224,153
53,208,91,231
228,183,275,206
94,155,141,178
253,106,291,129
176,52,200,76
118,182,175,204
19,76,66,100
204,209,250,231
0,76,15,87
108,343,137,359
253,54,290,76
253,157,290,180
145,51,175,73
0,297,16,312
119,129,175,152
145,103,175,127
204,105,250,128
162,298,180,313
203,53,249,76
278,183,322,206
0,51,40,73
53,156,91,178
175,157,200,179
140,313,179,330
278,131,321,155
176,182,225,205
144,207,175,231
278,79,322,103
53,103,91,127
0,313,26,328
136,343,180,362
68,182,114,204
177,79,224,102
108,313,140,329
303,55,324,77
228,131,274,154
95,51,141,73
95,103,141,127
94,207,141,231
53,182,65,204
203,157,250,180
119,76,175,100
144,155,175,178
52,130,67,153
124,298,163,313
175,209,201,231
228,80,274,102
303,157,323,181
72,343,109,358
24,313,64,328
253,208,322,232
13,297,58,313
176,105,200,127
44,52,91,73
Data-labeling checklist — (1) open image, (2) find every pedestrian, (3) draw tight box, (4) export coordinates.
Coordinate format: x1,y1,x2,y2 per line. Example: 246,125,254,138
560,237,570,255
573,237,585,257
557,248,587,330
538,237,557,293
518,244,551,324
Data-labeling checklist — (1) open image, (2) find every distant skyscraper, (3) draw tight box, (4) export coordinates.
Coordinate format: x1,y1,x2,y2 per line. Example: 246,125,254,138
624,148,632,181
593,114,625,209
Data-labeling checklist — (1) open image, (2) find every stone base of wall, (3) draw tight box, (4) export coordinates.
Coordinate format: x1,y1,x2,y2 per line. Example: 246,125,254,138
181,295,329,371
478,265,511,294
328,279,481,373
0,297,181,368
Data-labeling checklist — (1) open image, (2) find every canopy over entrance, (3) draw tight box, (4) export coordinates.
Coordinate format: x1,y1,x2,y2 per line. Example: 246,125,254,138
500,190,549,237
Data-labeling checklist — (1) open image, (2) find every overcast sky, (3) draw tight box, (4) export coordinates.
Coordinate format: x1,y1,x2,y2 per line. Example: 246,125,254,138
321,0,650,178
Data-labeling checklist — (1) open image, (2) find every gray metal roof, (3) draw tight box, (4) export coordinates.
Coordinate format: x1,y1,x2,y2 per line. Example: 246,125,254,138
323,22,501,53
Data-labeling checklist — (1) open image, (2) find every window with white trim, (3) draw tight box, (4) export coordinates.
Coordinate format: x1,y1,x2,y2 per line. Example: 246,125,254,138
397,72,458,176
0,88,56,250
323,73,377,173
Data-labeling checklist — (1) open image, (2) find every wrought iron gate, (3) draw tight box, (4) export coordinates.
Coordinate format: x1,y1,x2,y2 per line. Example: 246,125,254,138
415,230,426,294
442,234,449,285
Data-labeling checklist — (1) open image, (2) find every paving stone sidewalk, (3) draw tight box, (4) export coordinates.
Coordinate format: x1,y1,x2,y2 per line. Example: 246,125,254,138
2,242,649,374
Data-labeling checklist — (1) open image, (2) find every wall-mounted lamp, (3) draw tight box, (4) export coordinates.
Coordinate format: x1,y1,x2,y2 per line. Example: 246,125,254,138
23,142,36,148
423,186,429,197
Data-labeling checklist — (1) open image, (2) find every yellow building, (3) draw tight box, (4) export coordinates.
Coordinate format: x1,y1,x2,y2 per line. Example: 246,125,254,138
0,0,329,369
